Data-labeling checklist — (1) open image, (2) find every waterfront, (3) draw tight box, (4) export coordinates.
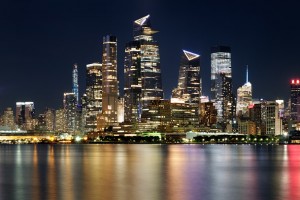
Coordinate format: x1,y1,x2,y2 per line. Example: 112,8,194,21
0,144,299,200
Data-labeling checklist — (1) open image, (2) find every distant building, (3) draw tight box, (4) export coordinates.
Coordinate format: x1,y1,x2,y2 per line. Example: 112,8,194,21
72,64,79,104
15,102,35,130
265,101,282,135
236,66,252,116
64,92,76,133
55,109,66,132
2,107,16,130
124,15,163,123
172,50,201,103
199,102,217,127
290,79,300,121
45,108,55,131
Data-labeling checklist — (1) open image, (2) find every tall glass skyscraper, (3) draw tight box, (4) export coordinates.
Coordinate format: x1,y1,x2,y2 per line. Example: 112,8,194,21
124,15,163,122
63,92,76,133
85,63,102,131
100,35,118,126
172,50,201,103
72,64,79,104
290,79,300,121
211,46,235,129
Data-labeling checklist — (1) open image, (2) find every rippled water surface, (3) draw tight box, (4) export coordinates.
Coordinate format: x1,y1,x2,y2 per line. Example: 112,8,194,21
0,144,299,200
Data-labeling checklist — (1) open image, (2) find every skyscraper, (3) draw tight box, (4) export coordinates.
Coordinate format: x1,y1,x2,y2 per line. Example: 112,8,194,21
236,66,252,116
101,35,118,126
290,79,300,121
124,14,163,123
63,92,76,133
211,46,235,130
172,50,201,103
73,64,79,104
85,63,102,131
15,102,35,130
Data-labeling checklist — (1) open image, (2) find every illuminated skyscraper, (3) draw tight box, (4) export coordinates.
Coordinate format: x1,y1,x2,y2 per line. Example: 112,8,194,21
64,92,76,133
101,35,118,126
15,102,35,130
236,66,252,116
2,107,16,130
211,46,235,130
124,14,163,122
290,79,300,121
85,63,102,131
73,64,79,104
172,50,201,103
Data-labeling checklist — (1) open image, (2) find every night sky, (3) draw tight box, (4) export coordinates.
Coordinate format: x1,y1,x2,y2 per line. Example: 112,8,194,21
0,0,300,113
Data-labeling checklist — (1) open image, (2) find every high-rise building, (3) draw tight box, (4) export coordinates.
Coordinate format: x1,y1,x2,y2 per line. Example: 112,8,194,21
172,50,201,103
73,64,79,104
45,108,55,131
265,101,282,135
290,79,300,121
236,66,252,116
15,102,35,130
124,14,163,123
2,107,16,130
100,35,118,126
64,92,76,133
211,46,235,130
55,109,66,132
85,63,102,131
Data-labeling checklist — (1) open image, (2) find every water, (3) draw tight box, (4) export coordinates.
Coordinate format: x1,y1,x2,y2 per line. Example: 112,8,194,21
0,144,299,200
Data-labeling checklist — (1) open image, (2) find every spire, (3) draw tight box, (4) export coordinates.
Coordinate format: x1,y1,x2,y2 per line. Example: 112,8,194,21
245,65,249,83
183,50,200,61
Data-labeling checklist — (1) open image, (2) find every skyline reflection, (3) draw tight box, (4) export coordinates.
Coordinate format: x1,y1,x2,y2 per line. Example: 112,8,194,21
0,144,299,200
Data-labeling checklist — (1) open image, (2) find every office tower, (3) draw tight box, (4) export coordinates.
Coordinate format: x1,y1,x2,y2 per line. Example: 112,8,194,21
64,92,76,133
211,46,235,130
55,109,66,132
290,79,300,121
124,14,163,123
2,107,16,130
85,63,102,131
199,102,217,127
73,64,79,104
15,102,35,130
172,50,201,103
101,35,118,126
37,114,46,130
265,101,282,135
45,108,55,131
236,66,252,116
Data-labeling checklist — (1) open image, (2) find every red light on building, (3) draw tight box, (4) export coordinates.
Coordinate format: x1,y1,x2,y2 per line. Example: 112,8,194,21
291,79,300,85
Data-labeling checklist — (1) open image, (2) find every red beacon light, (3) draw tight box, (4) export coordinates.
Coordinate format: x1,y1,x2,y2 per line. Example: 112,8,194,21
291,79,300,85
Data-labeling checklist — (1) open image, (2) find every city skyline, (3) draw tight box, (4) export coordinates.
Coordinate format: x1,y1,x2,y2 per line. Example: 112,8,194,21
0,0,300,113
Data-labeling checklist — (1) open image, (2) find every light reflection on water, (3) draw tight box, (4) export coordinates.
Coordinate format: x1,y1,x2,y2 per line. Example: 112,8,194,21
0,144,299,200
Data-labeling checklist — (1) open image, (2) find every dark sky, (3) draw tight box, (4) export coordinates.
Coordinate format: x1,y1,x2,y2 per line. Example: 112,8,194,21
0,0,300,113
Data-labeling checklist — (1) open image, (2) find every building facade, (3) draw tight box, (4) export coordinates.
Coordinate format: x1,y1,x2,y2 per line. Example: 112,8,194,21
290,79,300,121
100,35,119,128
172,50,201,103
211,46,235,131
124,15,163,123
85,63,102,131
